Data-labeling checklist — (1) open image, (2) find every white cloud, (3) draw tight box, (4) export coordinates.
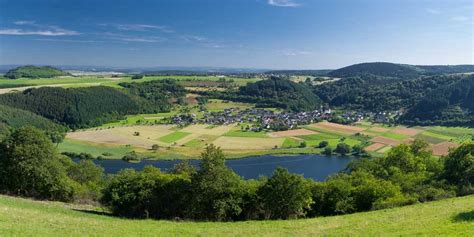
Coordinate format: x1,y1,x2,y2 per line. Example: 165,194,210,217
35,38,104,43
13,20,36,25
101,23,173,33
0,21,79,36
0,28,79,36
180,35,207,42
268,0,300,7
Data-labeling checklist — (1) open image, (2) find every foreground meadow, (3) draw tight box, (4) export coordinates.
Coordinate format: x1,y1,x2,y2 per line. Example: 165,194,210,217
0,194,472,236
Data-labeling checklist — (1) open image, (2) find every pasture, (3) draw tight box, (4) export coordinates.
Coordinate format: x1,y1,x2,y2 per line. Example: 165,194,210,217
0,75,260,94
1,194,472,236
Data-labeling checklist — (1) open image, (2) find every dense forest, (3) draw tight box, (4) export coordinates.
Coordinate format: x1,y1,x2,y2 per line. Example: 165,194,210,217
0,87,145,128
313,74,469,111
327,62,421,79
200,77,322,111
119,79,187,111
0,104,67,140
0,80,186,129
327,62,474,79
401,76,474,126
4,66,70,79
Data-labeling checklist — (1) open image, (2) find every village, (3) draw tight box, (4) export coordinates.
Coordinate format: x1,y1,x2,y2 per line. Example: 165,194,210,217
170,106,399,132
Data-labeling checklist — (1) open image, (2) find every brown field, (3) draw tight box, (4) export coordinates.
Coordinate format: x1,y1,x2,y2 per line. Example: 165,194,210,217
185,93,199,105
402,138,415,144
365,143,386,152
269,129,318,138
369,127,390,133
392,127,422,136
66,125,175,148
370,136,401,146
212,137,284,150
180,124,234,136
431,142,459,156
311,121,365,134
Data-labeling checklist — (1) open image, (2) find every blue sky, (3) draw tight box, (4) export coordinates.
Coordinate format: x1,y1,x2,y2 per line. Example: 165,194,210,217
0,0,472,69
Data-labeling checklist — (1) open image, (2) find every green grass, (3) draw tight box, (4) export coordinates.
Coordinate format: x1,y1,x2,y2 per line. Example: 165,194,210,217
205,99,254,112
375,132,408,140
0,75,260,91
58,139,133,159
0,195,473,236
282,137,303,148
224,130,268,138
159,131,191,143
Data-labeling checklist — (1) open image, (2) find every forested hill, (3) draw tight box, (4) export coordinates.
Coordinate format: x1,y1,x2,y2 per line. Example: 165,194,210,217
0,104,67,140
4,65,70,79
328,62,474,79
313,74,469,112
0,87,145,128
401,75,474,126
328,62,420,79
237,77,322,111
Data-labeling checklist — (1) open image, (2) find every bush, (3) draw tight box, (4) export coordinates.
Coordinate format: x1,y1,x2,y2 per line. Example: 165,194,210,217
335,143,351,156
322,147,333,156
101,166,191,219
318,141,329,148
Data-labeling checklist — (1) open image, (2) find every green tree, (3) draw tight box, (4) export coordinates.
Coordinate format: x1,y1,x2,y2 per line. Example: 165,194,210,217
322,146,333,156
335,143,351,156
258,167,313,219
318,141,329,148
0,127,75,201
190,144,244,221
442,142,474,194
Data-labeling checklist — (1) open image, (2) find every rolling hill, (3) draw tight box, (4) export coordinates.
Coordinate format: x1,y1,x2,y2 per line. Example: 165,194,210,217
0,194,472,236
328,62,420,79
4,65,70,79
328,62,474,79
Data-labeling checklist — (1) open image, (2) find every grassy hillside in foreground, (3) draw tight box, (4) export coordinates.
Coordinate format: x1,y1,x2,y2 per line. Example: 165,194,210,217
0,195,472,236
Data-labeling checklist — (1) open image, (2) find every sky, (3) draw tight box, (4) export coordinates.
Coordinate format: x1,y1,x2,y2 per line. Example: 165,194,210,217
0,0,473,69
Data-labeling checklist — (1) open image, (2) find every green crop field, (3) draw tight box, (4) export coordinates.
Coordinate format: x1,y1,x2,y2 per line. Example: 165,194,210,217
159,131,191,143
0,75,260,94
0,194,472,236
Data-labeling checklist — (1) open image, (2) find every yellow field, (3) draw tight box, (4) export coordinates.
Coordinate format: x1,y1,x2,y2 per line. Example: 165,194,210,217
212,136,285,150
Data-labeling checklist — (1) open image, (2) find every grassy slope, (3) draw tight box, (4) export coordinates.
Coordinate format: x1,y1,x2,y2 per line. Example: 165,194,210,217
0,195,472,236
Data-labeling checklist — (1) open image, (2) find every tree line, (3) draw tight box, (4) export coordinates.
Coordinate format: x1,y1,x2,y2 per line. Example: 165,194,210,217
0,127,472,221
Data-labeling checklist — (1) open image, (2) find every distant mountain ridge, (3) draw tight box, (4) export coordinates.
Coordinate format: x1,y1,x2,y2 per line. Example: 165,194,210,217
328,62,474,79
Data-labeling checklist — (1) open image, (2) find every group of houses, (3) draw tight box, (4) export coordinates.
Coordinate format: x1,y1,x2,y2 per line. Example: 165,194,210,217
171,108,334,131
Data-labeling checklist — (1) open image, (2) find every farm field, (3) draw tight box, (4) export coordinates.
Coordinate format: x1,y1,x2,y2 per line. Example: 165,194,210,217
0,75,260,93
61,119,473,159
0,194,472,236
